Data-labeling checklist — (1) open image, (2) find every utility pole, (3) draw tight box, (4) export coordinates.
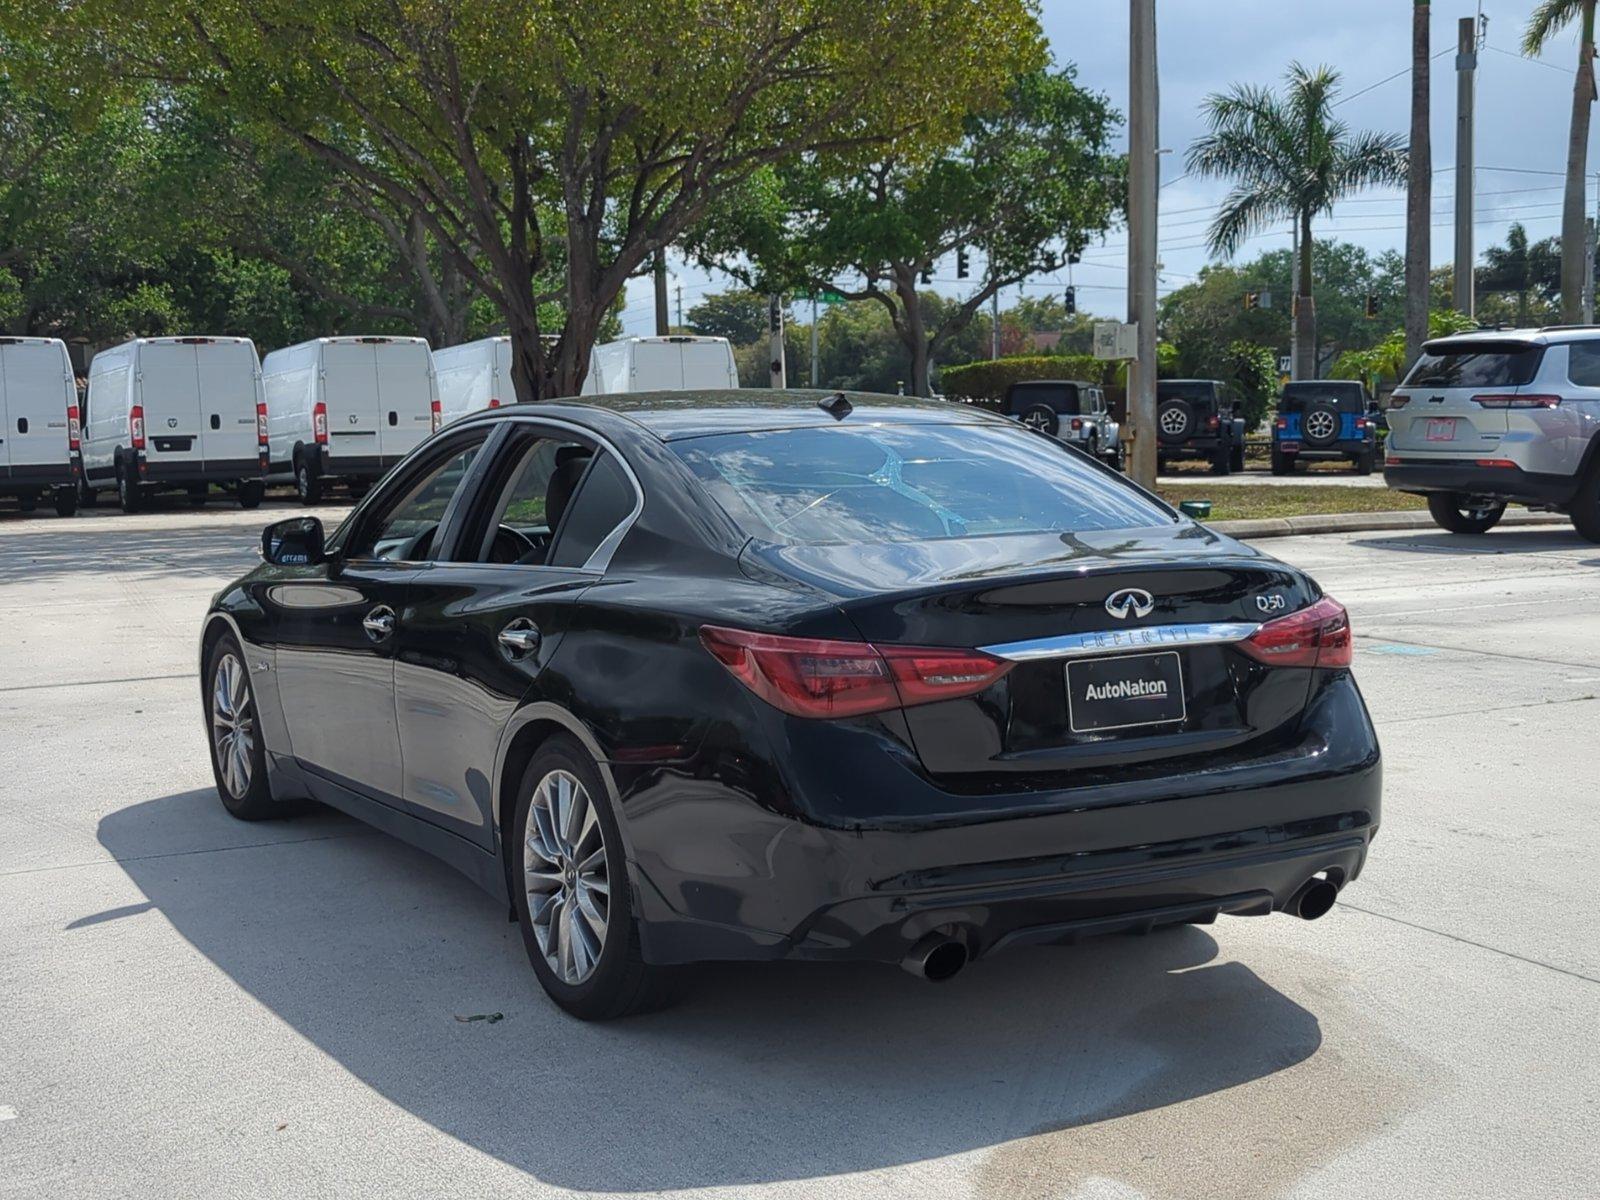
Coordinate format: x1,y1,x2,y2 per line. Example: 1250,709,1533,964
1586,218,1597,323
1405,0,1432,370
653,248,669,335
768,294,786,388
1126,0,1159,489
675,284,683,331
810,294,820,386
1453,16,1476,317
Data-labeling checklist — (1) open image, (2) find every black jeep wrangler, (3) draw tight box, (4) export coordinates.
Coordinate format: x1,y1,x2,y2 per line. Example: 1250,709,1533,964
1271,380,1380,475
1155,379,1247,475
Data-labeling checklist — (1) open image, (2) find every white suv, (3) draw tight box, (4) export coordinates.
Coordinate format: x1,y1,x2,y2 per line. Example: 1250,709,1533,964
1384,328,1600,541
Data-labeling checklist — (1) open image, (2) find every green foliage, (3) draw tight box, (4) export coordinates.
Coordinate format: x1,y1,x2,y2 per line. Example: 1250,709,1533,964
939,355,1114,405
1331,310,1478,388
1478,222,1561,325
687,291,770,346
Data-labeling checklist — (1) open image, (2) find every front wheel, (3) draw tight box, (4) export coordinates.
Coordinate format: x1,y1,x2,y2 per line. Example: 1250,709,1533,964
1427,492,1506,535
53,487,78,518
295,457,322,505
513,736,678,1020
205,635,279,820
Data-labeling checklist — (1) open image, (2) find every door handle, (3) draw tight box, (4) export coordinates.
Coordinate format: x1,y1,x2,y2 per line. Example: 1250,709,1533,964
498,619,541,657
363,606,396,641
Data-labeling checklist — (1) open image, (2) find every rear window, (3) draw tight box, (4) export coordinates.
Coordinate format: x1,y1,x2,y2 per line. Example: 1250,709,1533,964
1278,383,1367,413
1008,382,1080,414
1157,382,1217,408
1404,343,1544,388
671,424,1174,545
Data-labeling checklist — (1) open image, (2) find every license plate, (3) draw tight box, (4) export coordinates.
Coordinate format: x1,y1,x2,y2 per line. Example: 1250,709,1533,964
1425,418,1457,442
1278,441,1301,452
1066,651,1186,734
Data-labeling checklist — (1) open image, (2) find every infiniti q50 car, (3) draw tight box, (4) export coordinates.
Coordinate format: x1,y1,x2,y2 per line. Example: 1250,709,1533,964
200,391,1381,1019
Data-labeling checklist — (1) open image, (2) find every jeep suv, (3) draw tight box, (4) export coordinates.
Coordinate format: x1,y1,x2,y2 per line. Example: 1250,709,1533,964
1156,379,1247,475
1384,329,1600,540
1272,381,1380,475
1003,379,1123,468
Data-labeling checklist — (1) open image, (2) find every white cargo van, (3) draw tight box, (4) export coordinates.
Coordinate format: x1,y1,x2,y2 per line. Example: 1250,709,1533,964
581,336,739,394
432,335,514,426
0,337,80,517
82,337,266,513
261,336,438,503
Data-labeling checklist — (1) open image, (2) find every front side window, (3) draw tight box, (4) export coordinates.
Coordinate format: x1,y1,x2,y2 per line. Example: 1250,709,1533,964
346,436,485,562
672,423,1174,546
455,433,598,565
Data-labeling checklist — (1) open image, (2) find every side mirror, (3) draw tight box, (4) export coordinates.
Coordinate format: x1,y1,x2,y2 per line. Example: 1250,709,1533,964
262,516,326,566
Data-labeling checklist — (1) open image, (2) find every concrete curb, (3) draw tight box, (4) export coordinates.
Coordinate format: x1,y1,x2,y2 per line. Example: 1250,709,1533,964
1209,510,1570,539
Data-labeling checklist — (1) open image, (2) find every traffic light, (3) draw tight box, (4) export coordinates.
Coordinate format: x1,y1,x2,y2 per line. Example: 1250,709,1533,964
1042,251,1057,271
1364,292,1379,318
1067,250,1082,265
1064,286,1077,316
919,266,931,285
1243,292,1260,311
956,247,970,279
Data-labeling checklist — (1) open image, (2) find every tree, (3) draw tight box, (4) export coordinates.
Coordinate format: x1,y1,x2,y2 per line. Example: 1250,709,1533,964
15,1,1043,402
1478,223,1561,325
1332,309,1478,390
690,68,1122,396
686,291,771,346
1187,63,1408,380
1406,1,1431,370
1525,1,1597,323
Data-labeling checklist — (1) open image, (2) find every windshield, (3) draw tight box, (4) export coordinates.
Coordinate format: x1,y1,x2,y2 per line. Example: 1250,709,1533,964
671,423,1175,546
1404,344,1544,388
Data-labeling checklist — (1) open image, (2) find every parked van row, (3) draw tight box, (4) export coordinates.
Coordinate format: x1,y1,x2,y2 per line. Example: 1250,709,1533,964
3,332,739,516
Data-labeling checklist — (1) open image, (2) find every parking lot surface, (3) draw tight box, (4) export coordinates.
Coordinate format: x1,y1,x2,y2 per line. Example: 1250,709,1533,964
2,507,1597,1199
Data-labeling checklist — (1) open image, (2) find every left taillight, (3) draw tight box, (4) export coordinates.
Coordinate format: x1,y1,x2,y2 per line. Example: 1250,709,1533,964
699,625,1012,719
1472,393,1562,409
1238,597,1352,670
256,401,269,446
129,404,145,450
67,404,80,451
430,398,441,432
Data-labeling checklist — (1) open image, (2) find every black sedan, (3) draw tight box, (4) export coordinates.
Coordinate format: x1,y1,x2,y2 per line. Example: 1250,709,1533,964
200,391,1380,1019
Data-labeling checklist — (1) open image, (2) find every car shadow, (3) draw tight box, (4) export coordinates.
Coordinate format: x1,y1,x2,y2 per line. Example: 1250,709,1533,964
1350,526,1590,557
99,790,1328,1192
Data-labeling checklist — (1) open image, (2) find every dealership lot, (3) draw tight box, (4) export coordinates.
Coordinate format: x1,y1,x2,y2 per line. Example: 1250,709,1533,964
1,509,1597,1199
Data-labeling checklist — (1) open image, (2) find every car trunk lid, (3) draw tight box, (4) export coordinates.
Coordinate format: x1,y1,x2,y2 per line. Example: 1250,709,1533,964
1388,338,1545,458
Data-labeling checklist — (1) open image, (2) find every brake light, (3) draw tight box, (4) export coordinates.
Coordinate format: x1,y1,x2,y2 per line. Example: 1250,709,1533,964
67,404,80,451
430,398,442,432
699,625,1012,718
256,401,269,446
1206,415,1220,430
129,404,145,450
1355,418,1368,430
1389,394,1411,409
313,401,328,444
1472,394,1561,408
1274,416,1288,430
487,398,502,409
1385,455,1401,466
1070,417,1082,432
1475,458,1517,468
1238,597,1351,670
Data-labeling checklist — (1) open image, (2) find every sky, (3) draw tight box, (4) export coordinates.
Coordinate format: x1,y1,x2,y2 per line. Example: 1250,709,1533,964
619,0,1587,336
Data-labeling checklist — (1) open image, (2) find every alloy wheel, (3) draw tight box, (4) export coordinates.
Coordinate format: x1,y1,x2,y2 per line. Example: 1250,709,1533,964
524,769,610,985
1159,407,1187,435
211,653,255,798
1305,410,1337,440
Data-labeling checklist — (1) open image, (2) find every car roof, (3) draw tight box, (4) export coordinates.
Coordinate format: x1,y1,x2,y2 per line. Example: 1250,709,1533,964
465,388,1008,441
1008,379,1096,388
1422,326,1600,350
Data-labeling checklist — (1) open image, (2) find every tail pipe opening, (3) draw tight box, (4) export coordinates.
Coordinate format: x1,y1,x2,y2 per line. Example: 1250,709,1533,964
1289,874,1339,921
901,935,969,982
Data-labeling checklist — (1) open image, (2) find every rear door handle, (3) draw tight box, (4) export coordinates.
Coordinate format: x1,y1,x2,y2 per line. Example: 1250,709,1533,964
363,605,396,641
498,619,541,658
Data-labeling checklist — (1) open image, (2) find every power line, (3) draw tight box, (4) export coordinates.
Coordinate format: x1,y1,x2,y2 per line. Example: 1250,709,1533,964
1484,44,1575,74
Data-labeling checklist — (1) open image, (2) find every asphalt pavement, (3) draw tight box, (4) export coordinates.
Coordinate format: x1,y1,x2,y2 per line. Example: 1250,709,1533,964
1,504,1597,1199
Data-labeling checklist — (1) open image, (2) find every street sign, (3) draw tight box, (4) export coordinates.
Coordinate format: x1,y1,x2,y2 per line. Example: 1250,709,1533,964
1278,355,1292,373
1093,321,1138,360
815,289,845,305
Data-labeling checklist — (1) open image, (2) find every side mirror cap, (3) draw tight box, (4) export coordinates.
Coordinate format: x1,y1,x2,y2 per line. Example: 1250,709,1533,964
262,516,326,566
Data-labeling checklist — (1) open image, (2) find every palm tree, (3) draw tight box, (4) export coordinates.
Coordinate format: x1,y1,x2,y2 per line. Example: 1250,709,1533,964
1479,222,1562,324
1188,64,1408,379
1524,1,1596,324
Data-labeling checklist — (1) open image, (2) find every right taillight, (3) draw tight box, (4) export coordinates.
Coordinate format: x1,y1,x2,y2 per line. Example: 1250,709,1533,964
1274,416,1287,430
699,625,1011,719
313,401,328,444
67,404,81,451
1389,394,1411,409
1472,393,1562,408
430,398,441,432
129,404,145,450
1239,597,1352,670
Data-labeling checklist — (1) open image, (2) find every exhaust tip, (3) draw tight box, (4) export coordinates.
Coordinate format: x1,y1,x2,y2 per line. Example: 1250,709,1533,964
902,936,969,982
1292,877,1338,921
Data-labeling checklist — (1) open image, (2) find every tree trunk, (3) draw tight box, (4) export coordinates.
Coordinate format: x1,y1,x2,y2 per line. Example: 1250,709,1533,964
1294,209,1316,380
1561,2,1596,324
1405,0,1431,370
889,264,932,396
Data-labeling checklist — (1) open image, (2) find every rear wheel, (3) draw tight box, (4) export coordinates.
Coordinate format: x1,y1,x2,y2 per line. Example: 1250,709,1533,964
1570,460,1600,543
1230,441,1246,473
53,487,78,518
295,455,322,505
78,479,98,508
1427,492,1506,534
17,492,38,513
205,635,279,820
238,479,264,510
116,465,142,514
513,736,678,1020
1354,448,1376,476
1210,442,1232,476
187,483,209,507
1270,449,1297,476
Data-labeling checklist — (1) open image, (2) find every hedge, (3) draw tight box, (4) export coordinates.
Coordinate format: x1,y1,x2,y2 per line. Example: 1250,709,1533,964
939,355,1114,406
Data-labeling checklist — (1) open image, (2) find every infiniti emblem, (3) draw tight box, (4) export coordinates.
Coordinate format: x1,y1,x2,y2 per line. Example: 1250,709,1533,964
1105,587,1155,620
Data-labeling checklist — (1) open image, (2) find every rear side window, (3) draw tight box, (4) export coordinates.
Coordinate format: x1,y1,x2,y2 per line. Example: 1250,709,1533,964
1567,342,1600,387
548,453,637,567
1405,344,1543,388
671,423,1174,545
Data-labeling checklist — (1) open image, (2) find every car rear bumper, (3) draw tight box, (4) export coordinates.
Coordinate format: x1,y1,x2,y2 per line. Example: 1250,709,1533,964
0,463,76,491
1160,436,1227,457
1385,459,1577,506
628,673,1381,967
1277,440,1372,458
138,457,262,483
317,450,403,480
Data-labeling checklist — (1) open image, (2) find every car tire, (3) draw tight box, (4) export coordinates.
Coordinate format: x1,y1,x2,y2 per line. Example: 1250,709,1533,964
295,456,323,505
239,480,264,510
1019,403,1060,437
511,735,679,1021
17,492,38,513
78,479,98,508
1210,444,1231,476
1230,441,1246,473
1302,403,1341,448
1427,492,1506,534
1107,444,1125,472
53,487,78,518
347,479,370,499
188,484,208,507
1354,449,1375,476
1157,400,1192,444
1570,460,1600,543
205,635,280,821
116,464,142,514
